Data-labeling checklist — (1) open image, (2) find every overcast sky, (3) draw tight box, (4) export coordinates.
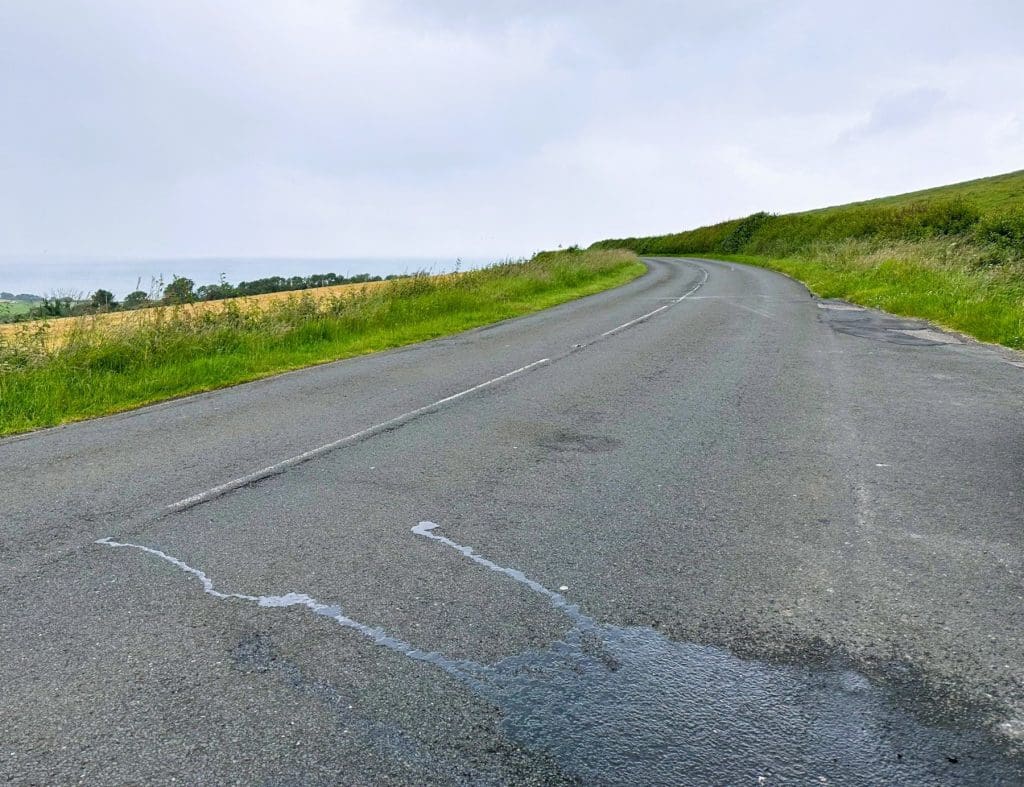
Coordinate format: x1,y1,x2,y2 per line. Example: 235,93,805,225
2,0,1022,262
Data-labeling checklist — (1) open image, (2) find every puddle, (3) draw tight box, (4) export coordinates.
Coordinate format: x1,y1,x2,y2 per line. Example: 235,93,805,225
97,527,1022,784
481,626,1021,784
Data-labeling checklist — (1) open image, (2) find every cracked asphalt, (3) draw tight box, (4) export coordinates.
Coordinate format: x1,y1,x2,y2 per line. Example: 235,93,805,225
2,257,1023,784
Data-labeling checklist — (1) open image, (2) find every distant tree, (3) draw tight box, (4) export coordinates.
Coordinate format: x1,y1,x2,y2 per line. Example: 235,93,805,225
32,294,75,318
90,289,116,309
122,291,149,309
141,270,388,305
163,276,196,304
196,282,236,301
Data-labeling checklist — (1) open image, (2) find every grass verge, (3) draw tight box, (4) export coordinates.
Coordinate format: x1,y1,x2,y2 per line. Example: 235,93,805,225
0,249,643,437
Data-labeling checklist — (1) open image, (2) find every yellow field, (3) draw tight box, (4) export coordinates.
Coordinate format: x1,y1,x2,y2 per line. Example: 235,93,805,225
0,280,387,347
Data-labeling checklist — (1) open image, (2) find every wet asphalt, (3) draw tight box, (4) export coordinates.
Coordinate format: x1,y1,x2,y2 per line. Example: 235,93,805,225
2,257,1023,785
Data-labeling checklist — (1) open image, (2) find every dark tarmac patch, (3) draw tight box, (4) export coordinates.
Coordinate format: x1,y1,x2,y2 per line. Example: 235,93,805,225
479,624,1022,785
533,426,621,454
817,300,958,346
407,524,1024,784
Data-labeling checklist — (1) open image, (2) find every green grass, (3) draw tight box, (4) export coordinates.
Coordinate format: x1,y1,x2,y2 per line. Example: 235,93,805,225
0,300,38,319
592,170,1024,348
814,169,1024,214
0,249,643,437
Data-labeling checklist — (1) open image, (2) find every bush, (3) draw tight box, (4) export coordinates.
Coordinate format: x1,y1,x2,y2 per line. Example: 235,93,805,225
915,198,981,237
974,211,1024,258
719,212,775,252
593,199,991,258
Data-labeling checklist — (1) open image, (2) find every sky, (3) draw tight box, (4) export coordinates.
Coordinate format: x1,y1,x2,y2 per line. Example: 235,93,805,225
2,0,1023,271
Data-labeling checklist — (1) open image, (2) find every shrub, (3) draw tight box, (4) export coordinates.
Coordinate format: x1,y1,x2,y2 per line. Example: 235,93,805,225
915,198,981,237
719,212,775,252
974,210,1024,258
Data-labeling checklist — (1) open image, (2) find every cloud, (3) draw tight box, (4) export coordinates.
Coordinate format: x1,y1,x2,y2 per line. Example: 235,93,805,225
1,0,1023,261
839,87,948,143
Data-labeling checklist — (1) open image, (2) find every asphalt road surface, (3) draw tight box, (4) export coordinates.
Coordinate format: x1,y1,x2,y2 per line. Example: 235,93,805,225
2,257,1023,785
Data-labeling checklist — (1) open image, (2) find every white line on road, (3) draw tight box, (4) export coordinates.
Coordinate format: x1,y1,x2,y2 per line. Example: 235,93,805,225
165,358,550,513
600,267,709,338
164,261,710,514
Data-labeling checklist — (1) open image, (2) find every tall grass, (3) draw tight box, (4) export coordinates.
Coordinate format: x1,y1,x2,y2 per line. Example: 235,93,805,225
592,169,1024,348
0,249,642,436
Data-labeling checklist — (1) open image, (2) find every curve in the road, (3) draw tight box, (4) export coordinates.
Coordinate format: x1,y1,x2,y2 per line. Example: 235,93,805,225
6,257,1024,785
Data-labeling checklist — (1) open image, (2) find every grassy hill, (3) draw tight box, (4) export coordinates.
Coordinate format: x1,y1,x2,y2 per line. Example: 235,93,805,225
0,300,40,319
819,170,1024,214
593,170,1024,348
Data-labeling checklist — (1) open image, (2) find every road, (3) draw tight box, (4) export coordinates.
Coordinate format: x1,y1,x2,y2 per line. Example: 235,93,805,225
2,257,1023,784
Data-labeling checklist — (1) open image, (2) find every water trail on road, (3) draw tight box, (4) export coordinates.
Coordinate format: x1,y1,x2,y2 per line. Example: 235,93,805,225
411,521,594,631
95,537,485,682
96,528,1022,784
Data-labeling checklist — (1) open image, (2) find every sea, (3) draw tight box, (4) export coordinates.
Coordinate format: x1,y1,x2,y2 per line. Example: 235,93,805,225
0,256,483,299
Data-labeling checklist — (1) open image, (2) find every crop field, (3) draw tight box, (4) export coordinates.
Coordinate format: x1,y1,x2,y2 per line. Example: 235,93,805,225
0,280,387,348
0,249,642,436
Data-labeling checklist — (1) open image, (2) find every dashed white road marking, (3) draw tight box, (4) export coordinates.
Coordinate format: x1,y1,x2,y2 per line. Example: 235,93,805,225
166,358,550,513
600,267,709,338
165,262,711,515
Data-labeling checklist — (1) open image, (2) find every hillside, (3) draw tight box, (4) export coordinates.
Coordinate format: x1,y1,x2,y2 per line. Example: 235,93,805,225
814,169,1024,214
593,170,1024,348
0,300,39,318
